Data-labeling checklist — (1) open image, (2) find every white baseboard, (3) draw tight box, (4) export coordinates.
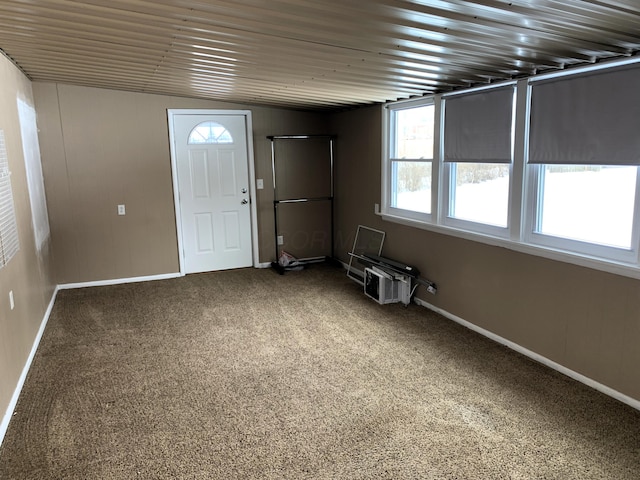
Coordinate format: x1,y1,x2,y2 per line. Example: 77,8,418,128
339,260,640,410
4,265,636,452
0,286,59,447
58,267,275,289
413,297,640,412
1,265,271,445
57,272,182,290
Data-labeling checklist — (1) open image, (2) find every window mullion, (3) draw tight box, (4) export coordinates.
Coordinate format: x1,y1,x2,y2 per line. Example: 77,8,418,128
510,78,529,241
433,94,443,225
447,163,456,219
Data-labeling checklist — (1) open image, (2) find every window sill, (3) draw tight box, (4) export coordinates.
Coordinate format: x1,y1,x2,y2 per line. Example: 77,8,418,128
379,211,640,281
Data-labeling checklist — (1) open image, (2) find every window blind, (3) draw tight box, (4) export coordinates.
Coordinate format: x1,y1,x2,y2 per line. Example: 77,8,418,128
528,64,640,165
0,130,20,268
443,86,514,163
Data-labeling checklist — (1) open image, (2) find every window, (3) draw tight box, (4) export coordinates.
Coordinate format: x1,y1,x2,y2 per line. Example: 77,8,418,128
385,100,435,220
381,59,640,275
526,163,640,263
188,121,233,144
534,165,637,249
18,99,50,251
448,163,510,227
527,64,640,262
0,130,20,268
442,86,515,234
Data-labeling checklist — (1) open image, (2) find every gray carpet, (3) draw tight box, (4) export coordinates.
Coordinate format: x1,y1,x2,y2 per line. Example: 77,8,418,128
1,264,639,479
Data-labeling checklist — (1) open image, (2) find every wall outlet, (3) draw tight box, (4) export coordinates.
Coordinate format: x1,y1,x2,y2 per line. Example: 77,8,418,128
9,290,14,310
117,204,126,215
277,235,284,245
256,178,264,190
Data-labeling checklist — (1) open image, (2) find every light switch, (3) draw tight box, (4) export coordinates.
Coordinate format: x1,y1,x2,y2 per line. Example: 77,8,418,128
9,290,14,310
257,179,264,190
117,204,126,215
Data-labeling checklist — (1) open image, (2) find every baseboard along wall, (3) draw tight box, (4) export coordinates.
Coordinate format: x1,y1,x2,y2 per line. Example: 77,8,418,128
342,260,640,412
1,271,182,447
412,297,640,412
0,287,59,447
3,265,638,450
57,272,182,290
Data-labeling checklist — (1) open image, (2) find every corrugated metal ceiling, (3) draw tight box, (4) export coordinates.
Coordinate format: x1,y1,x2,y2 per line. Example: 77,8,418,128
0,0,639,110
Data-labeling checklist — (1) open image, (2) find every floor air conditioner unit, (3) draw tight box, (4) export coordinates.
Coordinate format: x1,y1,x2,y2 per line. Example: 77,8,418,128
364,267,404,305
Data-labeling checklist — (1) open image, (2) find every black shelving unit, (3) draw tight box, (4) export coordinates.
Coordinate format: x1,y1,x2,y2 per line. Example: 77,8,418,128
267,134,336,274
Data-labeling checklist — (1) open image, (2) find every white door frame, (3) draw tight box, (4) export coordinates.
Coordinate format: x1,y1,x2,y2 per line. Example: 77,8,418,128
167,109,259,275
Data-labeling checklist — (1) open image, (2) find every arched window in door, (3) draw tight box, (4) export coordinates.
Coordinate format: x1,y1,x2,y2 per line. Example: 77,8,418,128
188,121,233,144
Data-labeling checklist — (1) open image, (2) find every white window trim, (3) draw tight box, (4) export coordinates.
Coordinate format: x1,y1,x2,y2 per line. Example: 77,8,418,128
439,83,516,238
380,61,640,281
380,209,640,280
522,73,640,266
382,96,436,224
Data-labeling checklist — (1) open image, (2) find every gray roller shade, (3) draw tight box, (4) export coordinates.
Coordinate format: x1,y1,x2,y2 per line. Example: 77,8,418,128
529,64,640,165
443,86,514,163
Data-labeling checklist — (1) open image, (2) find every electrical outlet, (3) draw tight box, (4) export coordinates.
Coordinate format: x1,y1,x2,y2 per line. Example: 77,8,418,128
277,235,284,245
9,290,14,310
427,285,437,295
117,204,126,215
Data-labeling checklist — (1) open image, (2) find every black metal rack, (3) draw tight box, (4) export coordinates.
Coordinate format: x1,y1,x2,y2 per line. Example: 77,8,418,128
267,134,336,273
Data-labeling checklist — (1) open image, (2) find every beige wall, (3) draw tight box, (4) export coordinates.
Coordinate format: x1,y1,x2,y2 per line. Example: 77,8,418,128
32,83,330,283
0,56,55,424
5,71,638,427
331,105,640,403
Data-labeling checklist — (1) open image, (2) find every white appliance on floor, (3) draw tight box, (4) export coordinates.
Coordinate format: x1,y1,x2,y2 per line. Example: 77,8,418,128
364,266,412,305
347,225,437,306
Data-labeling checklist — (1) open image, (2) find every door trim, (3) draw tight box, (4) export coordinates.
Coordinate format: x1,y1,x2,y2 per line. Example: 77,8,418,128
167,109,259,275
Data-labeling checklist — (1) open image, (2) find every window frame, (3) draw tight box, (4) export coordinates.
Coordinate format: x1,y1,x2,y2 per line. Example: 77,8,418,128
524,66,640,265
439,85,516,238
380,58,640,279
382,96,437,224
187,121,233,145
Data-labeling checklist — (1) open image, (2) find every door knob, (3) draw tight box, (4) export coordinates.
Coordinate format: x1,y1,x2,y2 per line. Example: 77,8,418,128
241,199,248,204
241,188,247,193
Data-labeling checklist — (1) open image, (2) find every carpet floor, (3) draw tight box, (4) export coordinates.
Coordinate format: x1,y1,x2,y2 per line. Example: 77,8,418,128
1,264,639,479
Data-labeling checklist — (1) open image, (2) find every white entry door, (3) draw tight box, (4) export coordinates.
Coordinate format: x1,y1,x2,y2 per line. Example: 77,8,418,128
171,113,253,273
